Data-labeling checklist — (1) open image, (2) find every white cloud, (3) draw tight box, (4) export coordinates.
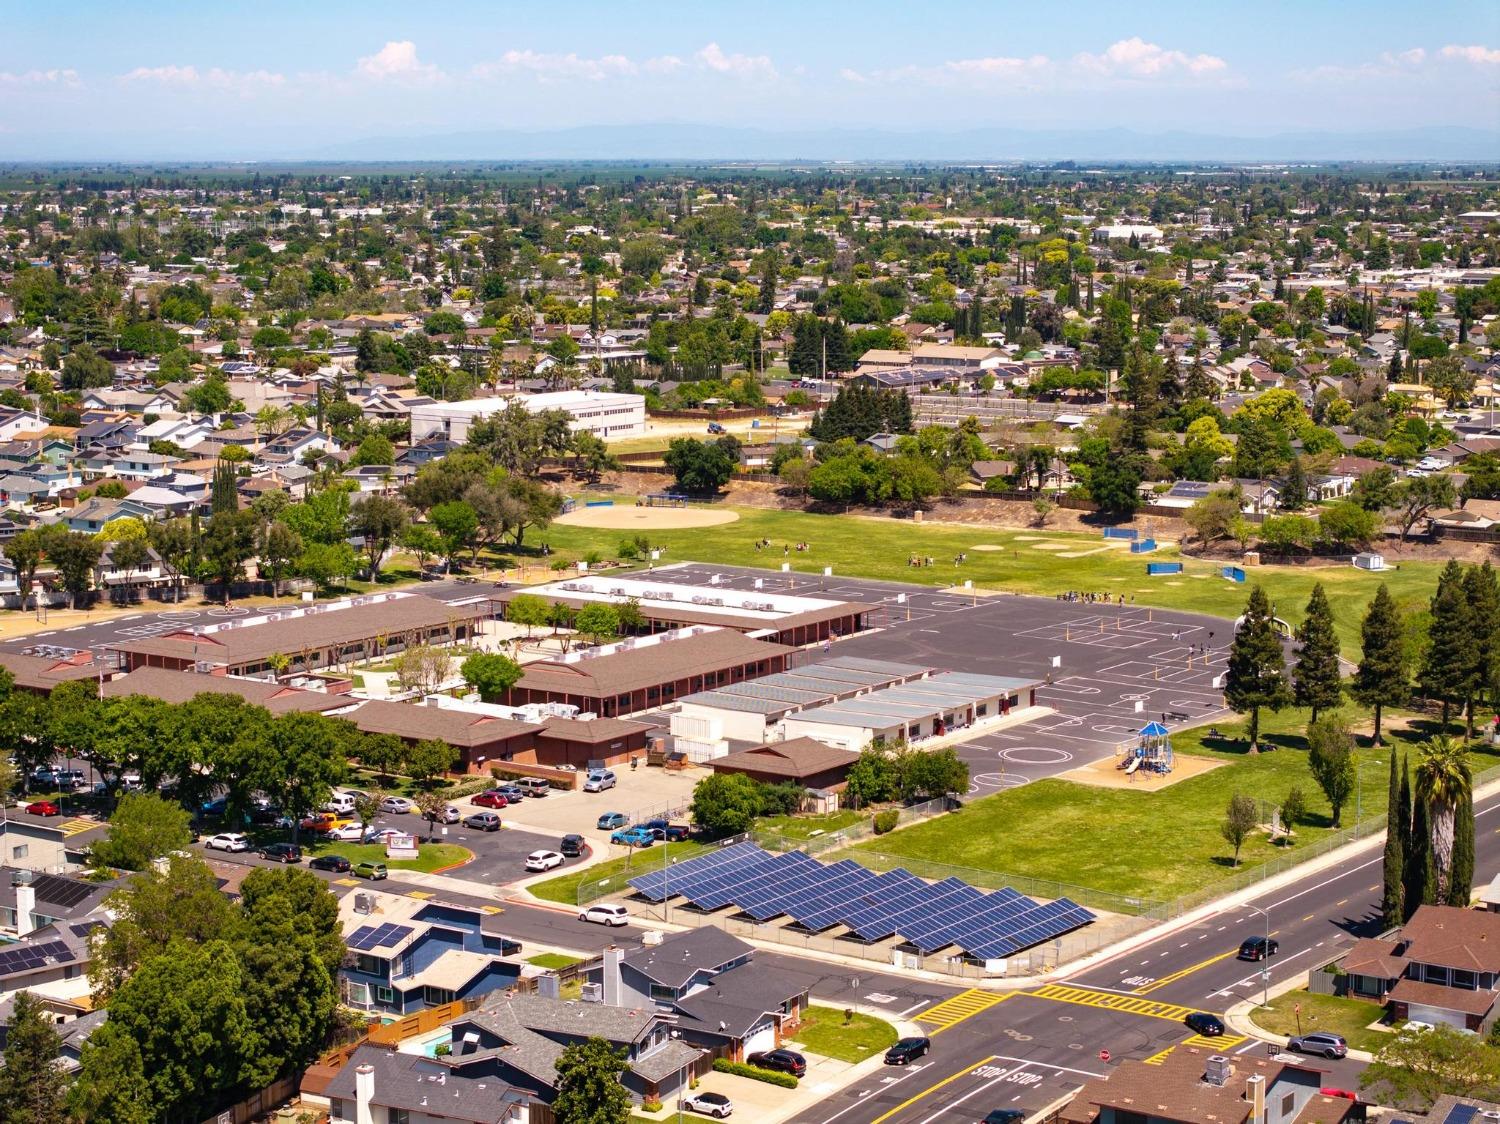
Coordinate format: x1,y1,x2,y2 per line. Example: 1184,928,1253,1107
0,68,80,87
1386,48,1427,65
695,42,776,79
1074,37,1227,78
1442,44,1500,65
839,68,866,83
123,64,200,84
119,65,284,95
474,50,637,82
943,55,1051,77
355,41,442,83
643,55,685,75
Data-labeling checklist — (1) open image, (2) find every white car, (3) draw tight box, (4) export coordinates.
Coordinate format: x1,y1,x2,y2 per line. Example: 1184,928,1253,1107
682,1092,733,1118
380,796,414,814
325,822,366,842
579,903,630,927
364,828,405,844
205,833,250,853
525,850,565,872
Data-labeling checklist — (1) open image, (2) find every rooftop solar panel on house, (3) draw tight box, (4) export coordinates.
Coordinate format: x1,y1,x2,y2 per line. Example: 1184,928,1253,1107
33,873,95,909
0,940,75,978
1443,1106,1478,1124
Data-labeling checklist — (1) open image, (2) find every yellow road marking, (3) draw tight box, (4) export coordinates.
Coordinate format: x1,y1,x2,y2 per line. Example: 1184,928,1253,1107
480,905,503,915
1185,1032,1245,1050
58,818,96,838
1029,984,1199,1023
1133,949,1237,994
333,877,359,886
1144,1045,1177,1065
871,1055,997,1124
914,989,1011,1035
407,890,434,900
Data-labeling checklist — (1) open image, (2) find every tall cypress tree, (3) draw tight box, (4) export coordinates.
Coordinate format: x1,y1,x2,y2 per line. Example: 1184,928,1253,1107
1352,585,1408,746
1463,562,1500,731
1223,585,1292,748
1381,751,1404,927
1293,584,1343,724
1421,560,1477,731
210,458,239,514
1448,790,1475,907
1405,786,1436,920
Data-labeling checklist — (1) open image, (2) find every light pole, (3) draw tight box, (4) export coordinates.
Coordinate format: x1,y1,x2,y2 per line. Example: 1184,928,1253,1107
1246,904,1271,1009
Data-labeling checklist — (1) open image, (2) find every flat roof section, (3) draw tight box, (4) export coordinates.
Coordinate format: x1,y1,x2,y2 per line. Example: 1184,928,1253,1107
676,656,934,719
508,573,872,627
787,670,1040,730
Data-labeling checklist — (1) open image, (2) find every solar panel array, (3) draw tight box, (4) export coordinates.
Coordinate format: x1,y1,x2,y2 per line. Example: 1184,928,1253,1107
0,939,75,978
345,923,414,952
629,843,1093,960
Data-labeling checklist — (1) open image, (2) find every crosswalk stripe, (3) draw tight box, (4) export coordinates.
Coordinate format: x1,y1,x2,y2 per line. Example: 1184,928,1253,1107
915,988,1009,1032
1027,984,1198,1024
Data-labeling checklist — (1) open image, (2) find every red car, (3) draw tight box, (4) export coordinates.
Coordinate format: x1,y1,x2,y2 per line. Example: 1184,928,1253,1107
25,800,61,816
471,790,512,809
1319,1089,1358,1102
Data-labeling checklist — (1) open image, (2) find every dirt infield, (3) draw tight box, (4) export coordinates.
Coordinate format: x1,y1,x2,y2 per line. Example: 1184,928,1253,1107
555,505,741,531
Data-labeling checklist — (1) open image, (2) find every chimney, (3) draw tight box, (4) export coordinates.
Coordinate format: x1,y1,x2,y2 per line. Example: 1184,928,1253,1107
354,1062,375,1124
602,945,624,1007
13,870,36,938
537,973,561,1000
1245,1073,1265,1124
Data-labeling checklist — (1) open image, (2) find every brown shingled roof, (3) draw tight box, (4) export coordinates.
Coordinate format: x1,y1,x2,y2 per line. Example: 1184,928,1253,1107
347,699,542,747
513,629,791,699
1401,905,1500,974
715,737,859,779
1340,937,1405,980
100,667,349,714
0,649,108,692
1390,977,1498,1016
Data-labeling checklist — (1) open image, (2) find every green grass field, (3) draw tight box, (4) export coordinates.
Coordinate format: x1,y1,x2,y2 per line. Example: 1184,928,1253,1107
844,708,1500,905
788,1005,899,1063
1251,989,1392,1055
313,840,470,873
528,840,711,904
525,952,585,970
527,501,1445,656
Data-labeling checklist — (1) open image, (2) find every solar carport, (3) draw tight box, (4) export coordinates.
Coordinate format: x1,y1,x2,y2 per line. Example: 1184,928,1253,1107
629,842,1093,962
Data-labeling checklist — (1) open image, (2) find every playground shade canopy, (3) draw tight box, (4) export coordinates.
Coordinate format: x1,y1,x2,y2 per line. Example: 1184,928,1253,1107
1138,722,1170,737
628,841,1094,960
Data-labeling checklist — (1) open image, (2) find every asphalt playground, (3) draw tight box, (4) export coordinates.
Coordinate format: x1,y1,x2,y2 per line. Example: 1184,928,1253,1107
649,562,1233,791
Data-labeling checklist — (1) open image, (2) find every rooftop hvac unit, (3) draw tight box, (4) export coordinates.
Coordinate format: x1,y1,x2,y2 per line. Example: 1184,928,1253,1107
580,982,602,1002
610,586,626,596
193,661,213,673
577,712,597,721
656,591,674,600
691,595,707,604
353,892,375,914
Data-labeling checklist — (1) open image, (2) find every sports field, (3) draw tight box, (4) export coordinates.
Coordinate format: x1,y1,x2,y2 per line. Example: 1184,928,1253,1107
535,500,1443,656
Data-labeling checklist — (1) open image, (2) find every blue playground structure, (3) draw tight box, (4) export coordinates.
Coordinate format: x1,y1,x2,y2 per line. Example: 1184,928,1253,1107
585,499,615,508
1102,527,1140,541
1119,721,1175,777
1146,561,1183,576
1221,565,1247,583
1129,538,1158,554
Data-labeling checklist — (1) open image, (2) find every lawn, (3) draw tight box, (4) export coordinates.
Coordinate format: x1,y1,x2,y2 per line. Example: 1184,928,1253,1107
312,840,471,873
525,952,585,970
756,810,865,840
1250,988,1392,1055
524,501,1447,657
787,1005,899,1063
528,840,712,904
844,708,1500,907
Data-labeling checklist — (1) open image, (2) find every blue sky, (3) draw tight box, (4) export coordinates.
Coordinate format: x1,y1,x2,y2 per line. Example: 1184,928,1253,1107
1,0,1497,157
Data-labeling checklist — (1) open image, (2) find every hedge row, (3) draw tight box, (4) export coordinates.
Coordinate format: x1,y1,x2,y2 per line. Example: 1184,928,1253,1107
711,1058,798,1088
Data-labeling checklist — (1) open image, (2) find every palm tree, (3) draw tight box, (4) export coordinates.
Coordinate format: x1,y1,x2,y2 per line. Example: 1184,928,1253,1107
1415,735,1472,902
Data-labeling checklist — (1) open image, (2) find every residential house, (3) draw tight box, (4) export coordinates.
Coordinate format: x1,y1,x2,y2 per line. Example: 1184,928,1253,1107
0,408,48,442
133,416,214,451
1339,905,1500,1032
62,497,154,533
967,459,1016,487
586,928,810,1061
862,432,901,454
320,1046,538,1124
257,427,337,469
79,450,178,483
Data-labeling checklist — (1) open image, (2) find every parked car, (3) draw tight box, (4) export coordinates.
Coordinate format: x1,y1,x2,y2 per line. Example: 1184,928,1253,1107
352,861,388,880
465,811,502,832
748,1049,806,1077
364,828,405,843
309,854,351,873
435,804,462,824
579,904,630,926
380,796,414,815
322,822,364,842
525,850,565,872
205,833,250,852
597,812,629,830
1184,1012,1225,1036
472,789,515,809
706,422,727,435
1319,1089,1358,1102
1287,1032,1347,1059
301,811,341,832
515,778,551,798
24,800,60,817
559,833,586,858
642,819,690,842
1238,935,1279,961
201,796,229,817
681,1091,732,1118
980,1112,1025,1124
583,769,617,792
258,842,303,863
611,826,655,847
324,793,357,814
885,1037,931,1065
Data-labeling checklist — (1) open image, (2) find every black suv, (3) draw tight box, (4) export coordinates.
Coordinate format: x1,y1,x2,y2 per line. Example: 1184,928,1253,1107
559,834,586,858
258,842,303,863
884,1037,931,1065
1238,935,1279,961
748,1049,806,1077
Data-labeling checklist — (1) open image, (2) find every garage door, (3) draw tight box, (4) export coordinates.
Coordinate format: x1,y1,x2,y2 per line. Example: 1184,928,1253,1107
1407,1003,1468,1031
742,1021,776,1057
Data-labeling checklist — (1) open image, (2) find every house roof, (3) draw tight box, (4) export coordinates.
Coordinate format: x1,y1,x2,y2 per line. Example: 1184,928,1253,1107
348,699,542,747
323,1045,531,1123
670,962,808,1039
1400,904,1500,974
619,927,754,989
101,667,348,714
1340,937,1405,980
0,649,109,692
714,737,859,780
513,629,792,700
1390,976,1498,1016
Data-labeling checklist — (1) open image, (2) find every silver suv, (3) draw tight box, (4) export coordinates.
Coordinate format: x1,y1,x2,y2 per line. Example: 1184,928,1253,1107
583,770,616,792
1287,1031,1346,1058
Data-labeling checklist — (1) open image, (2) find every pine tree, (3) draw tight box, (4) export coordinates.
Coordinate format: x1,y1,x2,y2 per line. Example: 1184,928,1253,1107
1420,560,1477,731
1352,585,1408,746
1223,585,1292,748
0,989,67,1120
757,252,778,315
1448,789,1475,907
823,319,852,374
1292,584,1343,723
210,458,238,514
1381,752,1404,927
789,314,821,376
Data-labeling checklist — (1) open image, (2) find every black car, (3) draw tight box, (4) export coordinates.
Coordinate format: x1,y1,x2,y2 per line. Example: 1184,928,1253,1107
559,833,586,858
309,854,352,873
885,1036,931,1065
258,842,303,863
1185,1012,1225,1036
1238,935,1279,961
748,1049,807,1077
981,1112,1025,1124
642,818,691,842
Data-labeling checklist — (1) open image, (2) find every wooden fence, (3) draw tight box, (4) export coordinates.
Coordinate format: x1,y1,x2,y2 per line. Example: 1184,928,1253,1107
197,1075,301,1124
366,998,481,1047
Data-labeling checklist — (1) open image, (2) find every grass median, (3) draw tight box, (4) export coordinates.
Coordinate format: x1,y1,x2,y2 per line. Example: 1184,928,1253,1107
844,708,1499,906
528,840,712,905
788,1005,899,1063
312,841,470,874
1250,989,1392,1055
